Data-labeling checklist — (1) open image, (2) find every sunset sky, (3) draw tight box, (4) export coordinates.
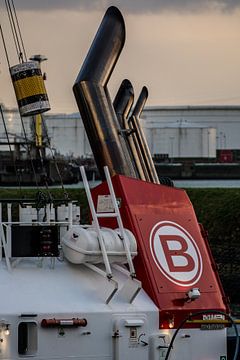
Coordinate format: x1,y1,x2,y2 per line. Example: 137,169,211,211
0,0,240,113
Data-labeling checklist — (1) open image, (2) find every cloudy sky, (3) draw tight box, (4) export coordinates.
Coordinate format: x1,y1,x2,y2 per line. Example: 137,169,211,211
0,0,240,113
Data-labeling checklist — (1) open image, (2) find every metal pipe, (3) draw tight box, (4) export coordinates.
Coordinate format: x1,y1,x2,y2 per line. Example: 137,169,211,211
129,87,160,184
73,6,136,180
128,115,150,182
128,87,151,182
113,79,134,128
113,79,144,179
132,86,148,119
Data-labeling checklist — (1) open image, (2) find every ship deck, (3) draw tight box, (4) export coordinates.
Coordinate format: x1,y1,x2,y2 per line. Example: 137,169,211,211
0,258,157,315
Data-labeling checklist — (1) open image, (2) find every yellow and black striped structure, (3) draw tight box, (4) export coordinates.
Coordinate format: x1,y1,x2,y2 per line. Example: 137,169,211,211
10,61,50,117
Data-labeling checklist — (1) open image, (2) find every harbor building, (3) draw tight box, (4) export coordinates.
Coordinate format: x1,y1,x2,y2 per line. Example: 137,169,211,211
141,106,240,160
1,105,240,160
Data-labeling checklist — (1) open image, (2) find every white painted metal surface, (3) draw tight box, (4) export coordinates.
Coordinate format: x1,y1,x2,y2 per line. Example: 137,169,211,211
0,172,229,359
62,225,137,264
0,258,159,360
0,255,228,360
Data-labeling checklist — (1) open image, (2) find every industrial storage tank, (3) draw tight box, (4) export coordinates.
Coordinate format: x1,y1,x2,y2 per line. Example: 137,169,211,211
45,113,92,157
142,120,216,158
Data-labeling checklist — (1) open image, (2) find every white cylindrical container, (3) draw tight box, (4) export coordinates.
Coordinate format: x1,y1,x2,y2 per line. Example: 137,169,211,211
62,225,137,264
57,204,68,222
72,204,81,224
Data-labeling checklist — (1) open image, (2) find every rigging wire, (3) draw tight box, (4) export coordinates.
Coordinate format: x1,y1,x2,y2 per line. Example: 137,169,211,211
0,24,10,68
31,115,54,193
1,0,43,193
19,114,40,189
19,114,54,213
10,0,27,61
5,0,24,63
1,0,70,205
41,116,70,201
0,105,23,193
4,0,19,62
8,0,69,200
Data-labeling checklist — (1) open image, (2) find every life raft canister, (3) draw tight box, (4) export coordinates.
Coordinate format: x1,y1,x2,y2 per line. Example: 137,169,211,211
10,61,50,117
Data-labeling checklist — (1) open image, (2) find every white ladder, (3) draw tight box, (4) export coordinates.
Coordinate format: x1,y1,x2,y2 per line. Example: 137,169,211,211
80,166,141,304
80,166,136,279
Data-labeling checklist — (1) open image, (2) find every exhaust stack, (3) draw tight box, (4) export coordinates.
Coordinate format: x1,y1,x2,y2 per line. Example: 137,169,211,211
113,79,134,129
73,7,136,180
129,87,160,184
113,79,145,180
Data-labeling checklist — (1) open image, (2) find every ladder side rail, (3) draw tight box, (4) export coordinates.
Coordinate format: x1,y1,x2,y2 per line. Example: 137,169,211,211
0,203,2,262
0,223,11,271
7,203,12,260
103,166,136,277
7,203,12,222
68,202,73,227
80,166,112,278
46,204,51,223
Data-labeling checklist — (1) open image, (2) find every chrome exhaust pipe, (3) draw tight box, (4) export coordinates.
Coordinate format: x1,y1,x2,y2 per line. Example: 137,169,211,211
129,87,160,184
113,79,134,129
113,79,146,179
73,6,136,180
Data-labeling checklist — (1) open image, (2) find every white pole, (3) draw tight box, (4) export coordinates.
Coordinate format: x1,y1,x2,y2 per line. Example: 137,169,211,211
80,166,112,278
104,166,136,277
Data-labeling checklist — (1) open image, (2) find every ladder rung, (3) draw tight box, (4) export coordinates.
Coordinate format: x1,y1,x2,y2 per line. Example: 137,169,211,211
96,213,118,218
80,166,112,277
80,165,136,279
103,166,136,277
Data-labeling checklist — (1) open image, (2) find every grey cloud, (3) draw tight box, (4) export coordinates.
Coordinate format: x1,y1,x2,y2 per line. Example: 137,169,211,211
2,0,240,12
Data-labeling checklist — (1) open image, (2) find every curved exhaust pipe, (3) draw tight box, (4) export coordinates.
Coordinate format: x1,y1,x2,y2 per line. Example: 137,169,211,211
132,86,148,120
113,79,134,129
73,6,136,180
113,79,146,179
129,87,160,184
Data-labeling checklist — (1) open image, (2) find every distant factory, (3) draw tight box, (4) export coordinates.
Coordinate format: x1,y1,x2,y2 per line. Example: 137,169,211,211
1,105,240,162
141,105,240,161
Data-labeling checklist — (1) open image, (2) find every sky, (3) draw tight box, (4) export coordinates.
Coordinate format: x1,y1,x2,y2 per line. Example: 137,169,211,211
0,0,240,114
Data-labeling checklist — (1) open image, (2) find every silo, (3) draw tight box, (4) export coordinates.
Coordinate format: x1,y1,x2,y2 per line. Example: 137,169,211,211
143,121,216,158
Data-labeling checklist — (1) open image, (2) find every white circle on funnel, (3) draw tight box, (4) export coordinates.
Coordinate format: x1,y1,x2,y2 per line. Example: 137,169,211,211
150,221,202,287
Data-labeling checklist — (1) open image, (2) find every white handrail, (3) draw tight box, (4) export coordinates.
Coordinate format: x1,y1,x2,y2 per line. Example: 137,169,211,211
103,166,136,278
80,166,112,278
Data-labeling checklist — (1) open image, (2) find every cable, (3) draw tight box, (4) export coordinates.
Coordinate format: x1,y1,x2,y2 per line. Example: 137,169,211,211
10,0,27,61
41,115,70,201
0,24,10,68
4,0,19,61
19,114,56,213
31,115,54,190
2,0,27,64
1,1,39,188
0,105,23,192
1,0,61,216
165,309,239,360
5,0,23,62
2,0,69,206
19,114,40,189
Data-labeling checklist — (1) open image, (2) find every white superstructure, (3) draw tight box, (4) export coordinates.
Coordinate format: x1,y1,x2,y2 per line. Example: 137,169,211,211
0,168,158,360
0,167,230,360
0,257,159,359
